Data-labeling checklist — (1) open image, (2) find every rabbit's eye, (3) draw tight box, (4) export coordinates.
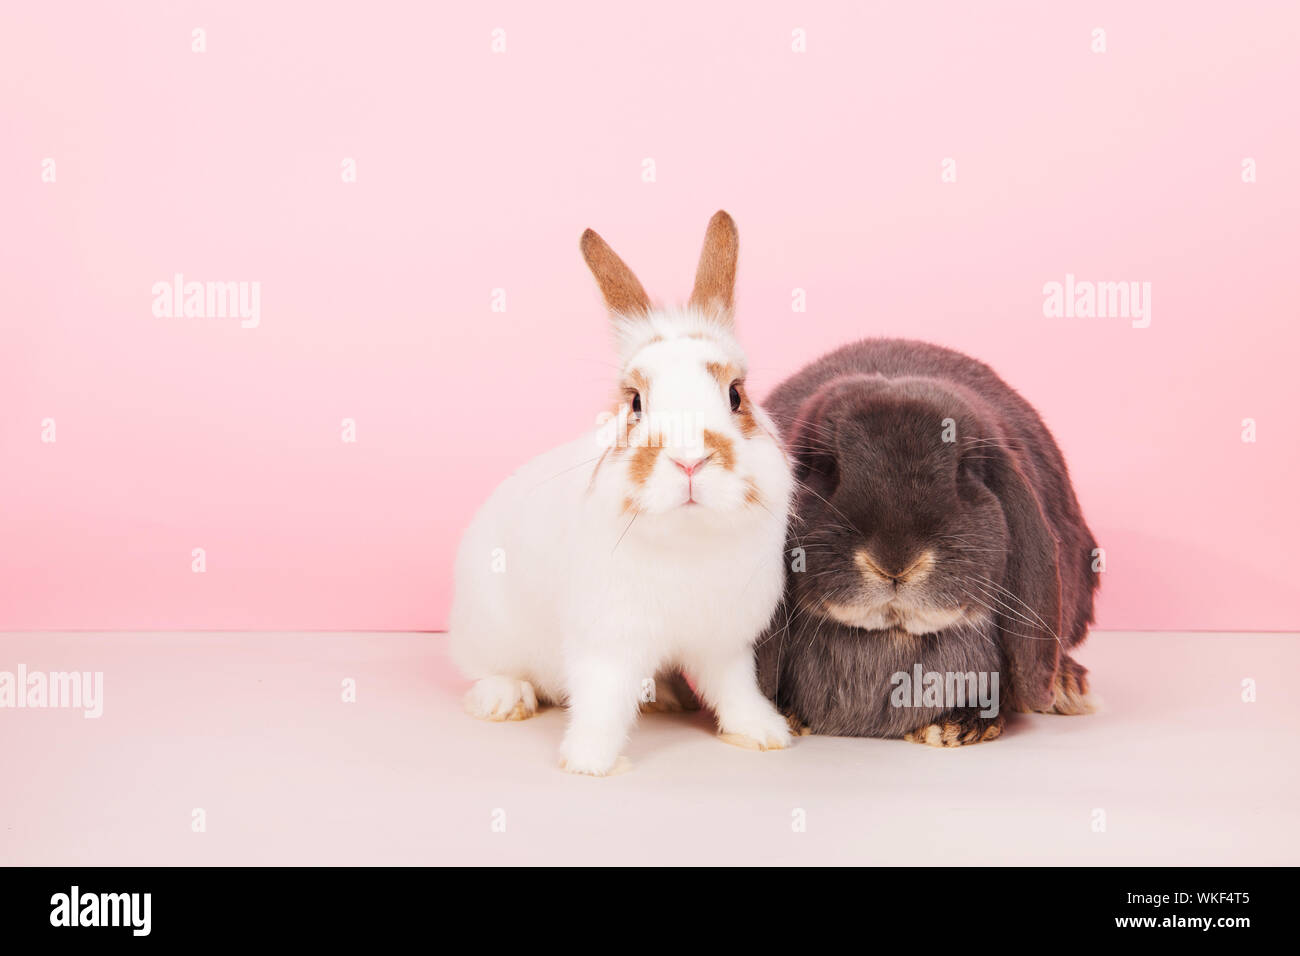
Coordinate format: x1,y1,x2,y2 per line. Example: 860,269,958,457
729,383,742,412
630,392,642,420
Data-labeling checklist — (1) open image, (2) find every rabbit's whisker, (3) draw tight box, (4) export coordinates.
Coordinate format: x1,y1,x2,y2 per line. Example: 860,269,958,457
970,574,1057,637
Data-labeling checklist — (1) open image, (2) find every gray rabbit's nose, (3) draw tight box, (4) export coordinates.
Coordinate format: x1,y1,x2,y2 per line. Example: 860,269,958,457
855,549,935,586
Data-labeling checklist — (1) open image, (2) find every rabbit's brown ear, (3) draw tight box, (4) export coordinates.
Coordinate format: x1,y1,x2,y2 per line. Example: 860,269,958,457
689,210,739,322
987,450,1062,711
580,228,651,317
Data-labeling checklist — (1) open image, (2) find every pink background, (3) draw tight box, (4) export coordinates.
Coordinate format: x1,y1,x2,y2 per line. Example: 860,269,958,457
2,1,1296,632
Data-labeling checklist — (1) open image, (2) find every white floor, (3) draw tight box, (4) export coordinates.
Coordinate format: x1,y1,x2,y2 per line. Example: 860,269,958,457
1,630,1295,865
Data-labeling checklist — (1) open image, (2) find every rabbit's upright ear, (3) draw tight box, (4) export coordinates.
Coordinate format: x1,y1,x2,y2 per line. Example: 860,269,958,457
986,450,1062,711
689,210,739,323
580,228,651,318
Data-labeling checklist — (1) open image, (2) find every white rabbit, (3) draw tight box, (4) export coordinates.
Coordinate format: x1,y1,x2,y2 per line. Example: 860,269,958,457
449,211,795,775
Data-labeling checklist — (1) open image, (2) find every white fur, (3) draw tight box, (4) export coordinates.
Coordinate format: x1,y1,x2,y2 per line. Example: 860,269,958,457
449,307,794,775
822,601,982,635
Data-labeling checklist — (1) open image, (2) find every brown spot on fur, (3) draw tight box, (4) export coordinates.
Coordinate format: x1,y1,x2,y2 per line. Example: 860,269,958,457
702,429,736,471
627,443,661,487
744,478,763,507
705,363,758,436
732,382,759,437
706,361,740,388
597,368,650,463
623,368,650,399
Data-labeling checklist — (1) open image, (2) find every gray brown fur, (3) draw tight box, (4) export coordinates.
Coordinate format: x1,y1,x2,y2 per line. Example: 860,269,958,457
755,338,1098,738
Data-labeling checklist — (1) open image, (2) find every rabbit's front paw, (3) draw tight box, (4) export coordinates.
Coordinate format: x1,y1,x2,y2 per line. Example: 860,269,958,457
718,705,793,751
558,724,629,776
464,676,538,722
558,736,629,777
904,712,1004,747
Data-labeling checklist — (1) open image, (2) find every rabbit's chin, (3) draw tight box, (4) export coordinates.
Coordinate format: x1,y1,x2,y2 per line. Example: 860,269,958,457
631,497,771,535
627,475,773,520
819,598,982,636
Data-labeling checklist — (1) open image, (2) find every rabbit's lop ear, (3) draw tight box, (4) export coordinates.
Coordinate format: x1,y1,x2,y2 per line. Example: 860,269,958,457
689,210,739,323
580,228,651,318
987,450,1063,712
756,626,782,699
787,397,840,497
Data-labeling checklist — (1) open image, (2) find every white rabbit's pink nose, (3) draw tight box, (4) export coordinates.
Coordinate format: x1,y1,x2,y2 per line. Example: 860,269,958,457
670,455,710,476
